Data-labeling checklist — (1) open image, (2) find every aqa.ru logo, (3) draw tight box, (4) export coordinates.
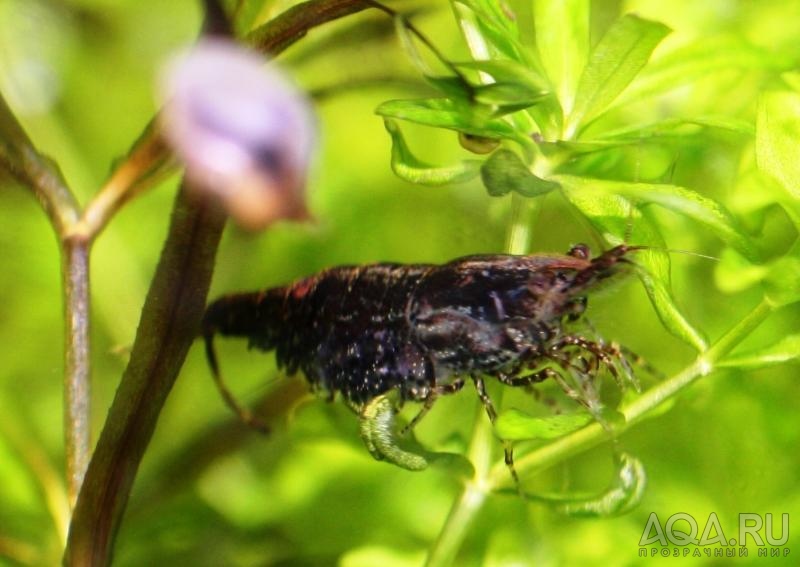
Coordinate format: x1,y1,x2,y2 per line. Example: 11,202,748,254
639,513,790,559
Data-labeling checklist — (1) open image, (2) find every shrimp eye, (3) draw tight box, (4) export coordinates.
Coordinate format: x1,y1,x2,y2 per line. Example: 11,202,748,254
567,243,591,260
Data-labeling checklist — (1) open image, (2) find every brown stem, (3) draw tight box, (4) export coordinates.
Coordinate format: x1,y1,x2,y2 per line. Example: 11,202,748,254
64,185,226,565
62,237,91,509
0,93,80,236
0,92,90,514
77,126,171,241
64,2,375,564
247,0,371,53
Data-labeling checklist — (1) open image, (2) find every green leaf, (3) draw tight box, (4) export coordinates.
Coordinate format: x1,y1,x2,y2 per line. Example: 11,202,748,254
559,185,708,351
454,60,549,94
554,116,754,154
556,453,647,517
615,36,777,108
424,75,473,102
494,409,591,441
637,266,707,352
392,17,474,102
763,255,800,307
392,15,445,80
534,0,590,117
480,149,560,197
714,246,800,307
474,82,549,109
452,0,526,63
555,175,757,261
383,119,481,185
714,248,768,294
596,116,756,141
757,90,800,202
719,334,800,369
376,98,520,141
568,15,671,135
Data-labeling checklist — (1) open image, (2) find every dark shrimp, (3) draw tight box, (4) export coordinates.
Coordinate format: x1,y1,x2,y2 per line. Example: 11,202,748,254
202,244,642,473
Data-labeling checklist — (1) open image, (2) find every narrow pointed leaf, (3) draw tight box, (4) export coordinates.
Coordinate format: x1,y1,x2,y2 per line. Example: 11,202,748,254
569,15,670,133
494,409,591,441
534,0,590,116
714,247,800,306
383,120,481,185
636,266,707,352
393,15,441,79
719,334,800,369
393,17,474,102
714,248,767,294
452,0,526,63
473,82,548,109
376,98,520,140
615,36,777,108
455,60,549,94
425,76,473,102
596,116,756,141
757,90,800,202
555,175,757,260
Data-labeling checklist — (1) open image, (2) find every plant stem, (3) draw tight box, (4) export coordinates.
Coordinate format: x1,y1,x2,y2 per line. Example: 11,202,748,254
0,93,80,236
506,193,537,255
0,92,92,512
425,481,488,566
63,2,376,564
77,126,171,240
425,404,493,567
488,298,775,488
247,0,371,53
64,186,226,566
62,237,91,508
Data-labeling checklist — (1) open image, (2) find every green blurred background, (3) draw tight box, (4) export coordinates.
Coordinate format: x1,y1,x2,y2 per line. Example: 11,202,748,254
0,0,798,565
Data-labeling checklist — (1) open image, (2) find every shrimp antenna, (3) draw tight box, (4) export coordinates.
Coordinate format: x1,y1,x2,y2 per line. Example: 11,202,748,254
663,248,719,261
619,200,718,262
632,246,719,262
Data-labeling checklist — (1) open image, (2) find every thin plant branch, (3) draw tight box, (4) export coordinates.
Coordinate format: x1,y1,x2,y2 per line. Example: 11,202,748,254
61,238,91,509
76,126,172,241
64,184,226,566
0,93,80,235
424,404,493,567
247,0,371,54
0,92,91,511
